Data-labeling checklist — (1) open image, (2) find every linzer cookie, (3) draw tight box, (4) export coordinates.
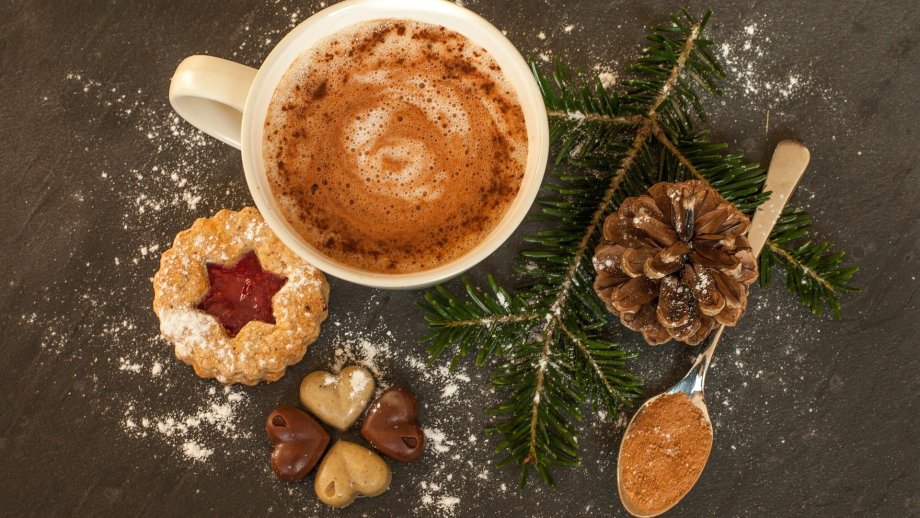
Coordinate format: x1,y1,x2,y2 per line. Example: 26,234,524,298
152,207,329,385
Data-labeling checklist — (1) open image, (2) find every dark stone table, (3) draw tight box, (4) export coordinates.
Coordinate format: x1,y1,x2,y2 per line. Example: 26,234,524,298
1,0,918,516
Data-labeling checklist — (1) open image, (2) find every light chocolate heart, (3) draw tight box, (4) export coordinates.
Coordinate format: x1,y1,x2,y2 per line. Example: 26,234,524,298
314,440,391,508
299,366,375,431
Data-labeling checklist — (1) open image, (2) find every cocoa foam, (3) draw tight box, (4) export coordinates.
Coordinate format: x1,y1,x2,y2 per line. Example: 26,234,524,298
264,19,528,273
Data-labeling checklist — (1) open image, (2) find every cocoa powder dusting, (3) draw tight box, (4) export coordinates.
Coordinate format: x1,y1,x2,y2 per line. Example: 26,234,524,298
618,393,713,515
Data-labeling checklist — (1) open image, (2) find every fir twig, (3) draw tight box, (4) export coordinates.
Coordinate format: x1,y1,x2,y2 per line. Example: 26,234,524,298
759,207,859,317
419,8,857,489
420,277,541,369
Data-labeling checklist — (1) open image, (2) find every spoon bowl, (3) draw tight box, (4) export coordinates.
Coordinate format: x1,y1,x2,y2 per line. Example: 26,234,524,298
616,394,713,517
616,328,720,517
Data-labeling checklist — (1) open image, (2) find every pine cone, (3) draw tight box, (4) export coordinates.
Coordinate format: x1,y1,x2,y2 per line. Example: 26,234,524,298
593,180,758,346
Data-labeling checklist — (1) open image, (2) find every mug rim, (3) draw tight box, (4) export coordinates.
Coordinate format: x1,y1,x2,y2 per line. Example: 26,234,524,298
240,0,549,289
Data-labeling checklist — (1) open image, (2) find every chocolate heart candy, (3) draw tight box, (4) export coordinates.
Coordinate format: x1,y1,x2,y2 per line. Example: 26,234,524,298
360,387,425,462
266,405,330,481
300,366,376,431
314,440,391,508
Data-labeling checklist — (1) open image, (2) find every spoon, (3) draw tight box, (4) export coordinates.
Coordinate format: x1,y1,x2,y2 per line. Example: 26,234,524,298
617,140,812,517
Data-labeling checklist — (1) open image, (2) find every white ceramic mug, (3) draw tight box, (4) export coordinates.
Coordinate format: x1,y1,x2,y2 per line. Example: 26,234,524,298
169,0,549,289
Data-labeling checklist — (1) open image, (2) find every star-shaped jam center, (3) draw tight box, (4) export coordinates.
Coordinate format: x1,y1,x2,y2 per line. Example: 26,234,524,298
196,251,288,338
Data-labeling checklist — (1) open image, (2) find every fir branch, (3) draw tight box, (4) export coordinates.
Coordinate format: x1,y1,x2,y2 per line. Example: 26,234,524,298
419,8,858,490
654,127,769,213
528,324,558,473
536,59,641,164
422,10,712,488
648,21,702,114
552,123,651,312
560,320,642,409
419,277,541,368
537,12,766,214
759,207,859,317
546,110,642,127
488,334,583,488
440,314,541,328
650,121,707,181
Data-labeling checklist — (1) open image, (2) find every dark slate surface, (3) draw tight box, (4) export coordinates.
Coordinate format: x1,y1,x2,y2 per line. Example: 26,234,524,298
1,0,918,516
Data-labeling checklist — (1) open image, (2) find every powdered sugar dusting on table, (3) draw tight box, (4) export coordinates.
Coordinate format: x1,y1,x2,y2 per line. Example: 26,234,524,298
716,21,813,105
123,386,251,464
24,1,835,515
182,440,215,461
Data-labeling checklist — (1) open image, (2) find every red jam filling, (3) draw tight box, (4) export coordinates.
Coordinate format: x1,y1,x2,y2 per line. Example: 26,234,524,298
196,251,287,337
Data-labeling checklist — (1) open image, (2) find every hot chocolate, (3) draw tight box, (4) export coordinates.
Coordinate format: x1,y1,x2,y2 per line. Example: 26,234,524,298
263,19,528,273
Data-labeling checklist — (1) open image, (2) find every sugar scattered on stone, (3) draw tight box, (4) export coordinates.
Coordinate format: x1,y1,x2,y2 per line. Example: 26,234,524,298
118,357,142,373
123,386,250,465
182,440,214,461
712,17,836,108
424,428,452,453
441,383,459,400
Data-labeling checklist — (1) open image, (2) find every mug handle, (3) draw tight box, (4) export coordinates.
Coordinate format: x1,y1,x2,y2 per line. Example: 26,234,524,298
169,56,258,150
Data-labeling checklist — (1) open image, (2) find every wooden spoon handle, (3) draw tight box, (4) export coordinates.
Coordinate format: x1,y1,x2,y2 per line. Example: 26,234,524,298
695,140,811,380
747,140,811,257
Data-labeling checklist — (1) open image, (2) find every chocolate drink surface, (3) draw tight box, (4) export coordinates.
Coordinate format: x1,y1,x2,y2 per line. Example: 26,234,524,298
263,19,528,273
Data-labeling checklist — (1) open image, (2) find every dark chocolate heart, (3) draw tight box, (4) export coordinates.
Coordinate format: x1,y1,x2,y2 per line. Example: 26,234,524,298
360,387,425,462
266,405,330,481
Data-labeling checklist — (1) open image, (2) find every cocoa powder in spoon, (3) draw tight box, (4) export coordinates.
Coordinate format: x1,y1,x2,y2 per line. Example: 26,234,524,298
619,393,713,515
